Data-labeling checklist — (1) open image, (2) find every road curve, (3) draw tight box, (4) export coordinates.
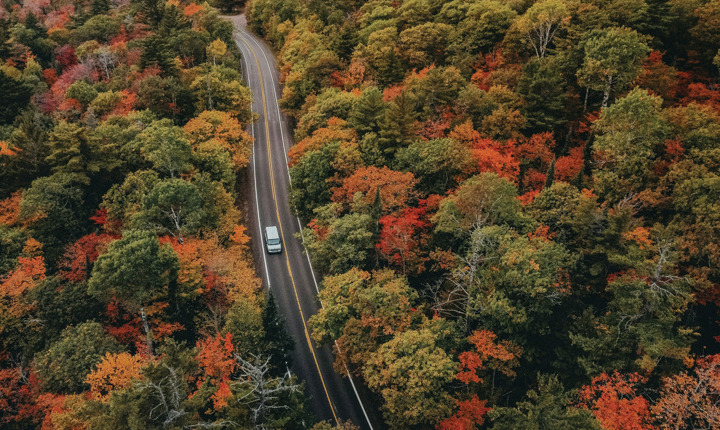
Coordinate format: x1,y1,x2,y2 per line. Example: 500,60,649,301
227,15,377,430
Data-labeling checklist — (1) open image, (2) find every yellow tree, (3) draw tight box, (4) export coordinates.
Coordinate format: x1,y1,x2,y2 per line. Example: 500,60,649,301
86,352,145,401
185,110,253,170
206,39,227,66
512,0,571,58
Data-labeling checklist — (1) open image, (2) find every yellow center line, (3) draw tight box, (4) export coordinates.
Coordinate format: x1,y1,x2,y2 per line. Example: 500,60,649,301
240,34,339,424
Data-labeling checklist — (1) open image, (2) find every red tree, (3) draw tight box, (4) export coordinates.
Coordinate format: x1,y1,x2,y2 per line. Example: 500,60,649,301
58,232,116,282
377,206,429,275
196,333,236,410
437,395,491,430
578,371,654,430
457,330,520,385
331,166,418,215
652,354,720,429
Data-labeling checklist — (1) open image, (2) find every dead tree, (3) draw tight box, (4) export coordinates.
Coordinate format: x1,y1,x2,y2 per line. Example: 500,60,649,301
232,354,301,429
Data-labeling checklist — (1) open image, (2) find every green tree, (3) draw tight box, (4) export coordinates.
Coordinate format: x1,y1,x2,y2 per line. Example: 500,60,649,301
446,1,517,71
28,277,104,355
0,69,32,125
397,22,453,68
19,173,88,262
577,27,650,107
309,268,418,371
73,15,121,44
665,156,720,285
378,91,417,159
215,0,242,13
395,138,473,195
135,75,194,122
433,173,529,241
690,0,720,62
512,0,570,58
261,292,295,372
404,66,467,118
89,91,121,116
0,109,51,193
192,139,236,190
517,58,567,133
132,178,206,244
66,80,98,108
489,374,601,430
140,34,178,75
191,65,254,124
88,230,179,354
9,13,54,63
363,324,457,429
527,182,590,244
303,209,376,274
463,226,576,362
223,299,265,357
592,88,668,201
572,274,694,376
353,26,404,86
91,0,111,15
34,322,123,394
0,225,27,275
289,147,335,219
131,119,193,178
348,86,386,137
46,121,122,184
101,170,160,231
664,103,720,152
295,88,358,139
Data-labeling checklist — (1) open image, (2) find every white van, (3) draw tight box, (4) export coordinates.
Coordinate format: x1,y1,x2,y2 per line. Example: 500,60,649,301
264,226,282,253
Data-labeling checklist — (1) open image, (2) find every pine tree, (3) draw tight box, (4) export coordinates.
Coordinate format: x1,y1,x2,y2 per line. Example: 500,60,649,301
0,70,32,125
349,87,387,137
379,92,417,158
91,0,111,15
140,34,178,75
517,58,567,133
262,292,294,374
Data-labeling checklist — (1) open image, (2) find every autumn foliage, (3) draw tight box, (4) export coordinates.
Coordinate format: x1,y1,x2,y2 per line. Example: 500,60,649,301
578,372,654,430
86,352,144,401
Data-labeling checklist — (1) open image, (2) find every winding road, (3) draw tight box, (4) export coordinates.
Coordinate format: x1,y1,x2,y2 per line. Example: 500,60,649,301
228,15,377,429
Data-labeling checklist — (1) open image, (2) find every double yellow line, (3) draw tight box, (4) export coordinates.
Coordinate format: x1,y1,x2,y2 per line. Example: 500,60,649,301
240,34,339,423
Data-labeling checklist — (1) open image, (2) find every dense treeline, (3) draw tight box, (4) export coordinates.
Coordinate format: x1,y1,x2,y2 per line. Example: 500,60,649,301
247,0,720,428
0,0,334,428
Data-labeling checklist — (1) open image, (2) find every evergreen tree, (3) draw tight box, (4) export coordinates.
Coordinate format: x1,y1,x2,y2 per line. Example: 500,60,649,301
378,92,417,159
517,58,567,133
349,87,387,137
262,293,295,373
140,34,178,75
489,375,601,430
0,70,32,125
90,0,111,16
88,230,180,354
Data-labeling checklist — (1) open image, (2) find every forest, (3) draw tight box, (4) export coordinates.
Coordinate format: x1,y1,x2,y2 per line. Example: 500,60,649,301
0,0,323,428
245,0,720,428
0,0,719,428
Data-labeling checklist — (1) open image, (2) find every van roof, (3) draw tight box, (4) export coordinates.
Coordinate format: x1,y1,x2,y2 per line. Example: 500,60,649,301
265,226,280,239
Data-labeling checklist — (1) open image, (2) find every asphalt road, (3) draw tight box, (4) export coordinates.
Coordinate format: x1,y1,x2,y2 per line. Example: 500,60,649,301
228,15,376,430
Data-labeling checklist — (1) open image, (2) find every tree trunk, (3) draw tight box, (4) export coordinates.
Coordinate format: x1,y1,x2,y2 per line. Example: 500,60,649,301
206,72,213,111
140,306,154,356
601,75,613,108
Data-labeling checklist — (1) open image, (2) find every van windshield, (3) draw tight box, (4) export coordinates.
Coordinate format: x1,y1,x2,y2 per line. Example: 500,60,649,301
268,238,280,245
